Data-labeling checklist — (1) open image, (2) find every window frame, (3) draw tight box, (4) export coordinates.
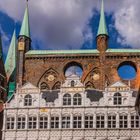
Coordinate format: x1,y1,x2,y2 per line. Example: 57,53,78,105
28,116,37,129
6,117,15,130
96,115,105,128
39,116,48,129
85,115,93,128
73,93,82,106
63,93,71,106
131,115,139,128
107,115,116,128
17,116,26,129
51,116,59,129
73,116,82,128
119,114,128,128
62,116,70,128
24,94,32,106
113,92,122,105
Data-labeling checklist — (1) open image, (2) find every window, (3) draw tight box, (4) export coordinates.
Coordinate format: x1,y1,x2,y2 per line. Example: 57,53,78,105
114,92,122,105
131,115,139,128
17,116,26,129
119,115,127,128
71,80,75,87
108,115,116,128
96,115,104,128
73,93,82,105
24,94,32,106
28,116,37,129
51,116,59,128
85,115,93,128
63,94,71,105
73,116,82,128
39,116,48,129
62,116,70,128
6,117,15,129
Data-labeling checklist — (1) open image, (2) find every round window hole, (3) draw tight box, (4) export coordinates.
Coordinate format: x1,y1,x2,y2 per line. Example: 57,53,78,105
117,62,137,80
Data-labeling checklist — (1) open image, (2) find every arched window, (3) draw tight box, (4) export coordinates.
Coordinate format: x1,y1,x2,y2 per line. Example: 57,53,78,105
17,116,26,129
113,92,122,105
6,117,15,129
28,116,37,129
73,93,82,105
71,80,75,87
63,94,71,105
39,116,48,129
24,94,32,106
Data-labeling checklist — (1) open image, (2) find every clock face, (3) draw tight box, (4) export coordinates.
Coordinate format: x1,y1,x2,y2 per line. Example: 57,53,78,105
47,75,55,81
92,73,100,80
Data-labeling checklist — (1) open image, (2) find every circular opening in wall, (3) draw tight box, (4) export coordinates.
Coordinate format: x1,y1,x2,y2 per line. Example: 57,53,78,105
117,61,137,80
64,62,83,77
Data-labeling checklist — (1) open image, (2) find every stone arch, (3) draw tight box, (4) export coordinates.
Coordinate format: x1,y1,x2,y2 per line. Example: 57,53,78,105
85,81,95,89
37,68,59,89
83,67,100,82
40,82,49,90
63,61,83,77
52,81,61,90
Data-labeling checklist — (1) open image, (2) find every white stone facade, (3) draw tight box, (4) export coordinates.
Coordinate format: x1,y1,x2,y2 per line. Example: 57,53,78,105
2,75,140,140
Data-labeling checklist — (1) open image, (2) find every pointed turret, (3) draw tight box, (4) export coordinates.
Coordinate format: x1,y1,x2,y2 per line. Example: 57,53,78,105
5,30,16,82
96,0,108,53
19,3,30,38
17,1,31,87
97,0,108,36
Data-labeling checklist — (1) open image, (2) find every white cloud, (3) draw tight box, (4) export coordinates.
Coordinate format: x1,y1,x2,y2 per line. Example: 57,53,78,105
114,0,140,48
0,0,140,49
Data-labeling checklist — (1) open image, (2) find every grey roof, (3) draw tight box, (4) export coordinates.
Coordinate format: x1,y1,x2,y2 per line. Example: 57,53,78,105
86,89,103,102
42,90,59,102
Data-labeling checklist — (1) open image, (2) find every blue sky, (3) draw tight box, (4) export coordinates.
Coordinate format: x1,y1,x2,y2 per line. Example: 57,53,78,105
0,0,139,79
0,0,139,57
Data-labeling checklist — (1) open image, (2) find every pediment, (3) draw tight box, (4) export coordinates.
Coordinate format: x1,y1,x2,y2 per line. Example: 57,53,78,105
110,81,128,88
21,82,38,90
19,82,40,94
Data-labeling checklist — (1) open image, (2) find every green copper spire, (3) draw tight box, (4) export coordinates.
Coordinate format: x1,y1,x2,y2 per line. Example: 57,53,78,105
5,30,16,81
19,3,30,38
97,0,108,36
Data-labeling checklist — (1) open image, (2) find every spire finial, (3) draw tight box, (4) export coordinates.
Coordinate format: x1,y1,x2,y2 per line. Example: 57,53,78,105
19,0,30,38
97,0,108,36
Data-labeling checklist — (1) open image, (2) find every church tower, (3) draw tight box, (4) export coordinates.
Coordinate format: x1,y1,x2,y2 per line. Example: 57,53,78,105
96,0,108,53
17,2,31,86
97,0,109,89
